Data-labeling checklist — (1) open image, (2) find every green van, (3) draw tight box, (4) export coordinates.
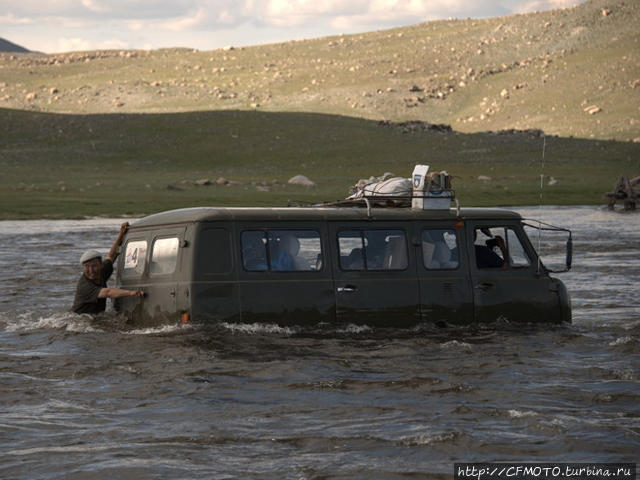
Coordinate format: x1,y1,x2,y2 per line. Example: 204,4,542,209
114,205,572,327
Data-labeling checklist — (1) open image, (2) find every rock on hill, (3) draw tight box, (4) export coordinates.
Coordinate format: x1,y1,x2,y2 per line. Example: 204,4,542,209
0,37,29,53
0,0,638,141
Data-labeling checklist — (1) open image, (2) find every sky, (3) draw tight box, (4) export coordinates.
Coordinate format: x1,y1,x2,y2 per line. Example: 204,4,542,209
1,0,585,54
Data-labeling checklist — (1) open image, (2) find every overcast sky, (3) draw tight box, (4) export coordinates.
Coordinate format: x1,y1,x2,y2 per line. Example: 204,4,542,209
2,0,584,54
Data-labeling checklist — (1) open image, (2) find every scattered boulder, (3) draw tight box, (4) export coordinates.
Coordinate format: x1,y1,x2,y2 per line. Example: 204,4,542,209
288,175,315,187
216,177,229,185
584,105,602,115
478,175,492,181
195,178,212,186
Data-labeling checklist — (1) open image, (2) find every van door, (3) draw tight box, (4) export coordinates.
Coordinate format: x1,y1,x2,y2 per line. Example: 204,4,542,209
191,222,238,323
144,227,186,323
468,221,563,323
417,222,474,325
116,233,149,320
236,223,335,326
330,222,420,328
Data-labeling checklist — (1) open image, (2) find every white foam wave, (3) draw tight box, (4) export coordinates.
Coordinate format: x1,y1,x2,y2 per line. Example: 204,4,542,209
508,409,538,418
2,311,102,333
609,336,634,346
401,431,459,446
124,324,189,335
337,324,372,334
220,322,297,336
440,340,472,350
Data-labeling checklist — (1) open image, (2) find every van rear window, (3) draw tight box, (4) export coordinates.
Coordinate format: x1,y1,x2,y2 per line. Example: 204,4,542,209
241,230,322,272
123,240,147,277
150,237,180,275
338,229,408,271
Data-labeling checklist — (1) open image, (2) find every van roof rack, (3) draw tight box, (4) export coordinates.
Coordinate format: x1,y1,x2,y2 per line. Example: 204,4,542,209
287,191,460,218
307,190,458,208
318,195,413,208
287,195,412,209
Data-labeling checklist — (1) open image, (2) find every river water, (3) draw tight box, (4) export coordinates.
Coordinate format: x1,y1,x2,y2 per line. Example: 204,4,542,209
0,207,638,479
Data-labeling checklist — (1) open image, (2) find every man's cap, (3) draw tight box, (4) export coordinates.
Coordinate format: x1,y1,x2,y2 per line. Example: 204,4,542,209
80,249,102,265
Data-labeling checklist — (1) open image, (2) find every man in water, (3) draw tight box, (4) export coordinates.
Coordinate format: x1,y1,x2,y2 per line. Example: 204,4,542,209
72,222,144,314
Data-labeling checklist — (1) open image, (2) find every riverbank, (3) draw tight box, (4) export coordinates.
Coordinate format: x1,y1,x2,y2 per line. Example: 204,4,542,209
2,108,639,219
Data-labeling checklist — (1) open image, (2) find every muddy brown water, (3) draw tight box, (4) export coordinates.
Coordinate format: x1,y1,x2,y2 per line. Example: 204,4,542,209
1,207,638,479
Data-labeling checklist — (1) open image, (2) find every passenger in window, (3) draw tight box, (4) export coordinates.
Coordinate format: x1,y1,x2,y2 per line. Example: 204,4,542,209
242,232,268,271
383,236,408,270
271,233,311,271
72,222,145,315
280,234,313,271
346,247,363,270
364,234,387,270
423,230,458,269
475,228,508,269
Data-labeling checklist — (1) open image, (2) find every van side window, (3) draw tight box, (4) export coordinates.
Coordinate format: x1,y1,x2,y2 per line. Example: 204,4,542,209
241,230,322,272
123,240,147,277
150,237,180,275
338,229,408,271
474,227,530,269
422,229,459,269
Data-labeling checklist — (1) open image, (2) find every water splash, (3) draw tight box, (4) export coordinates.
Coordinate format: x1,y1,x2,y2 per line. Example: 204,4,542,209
220,321,298,336
2,311,102,333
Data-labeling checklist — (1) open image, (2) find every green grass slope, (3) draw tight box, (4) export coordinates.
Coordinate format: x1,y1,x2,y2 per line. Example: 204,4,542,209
1,108,638,219
0,0,638,141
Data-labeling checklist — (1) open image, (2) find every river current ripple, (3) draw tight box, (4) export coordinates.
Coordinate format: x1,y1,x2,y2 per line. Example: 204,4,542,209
0,207,638,479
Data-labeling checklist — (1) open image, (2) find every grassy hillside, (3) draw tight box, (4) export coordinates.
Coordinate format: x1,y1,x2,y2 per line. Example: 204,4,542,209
1,108,637,219
0,0,638,141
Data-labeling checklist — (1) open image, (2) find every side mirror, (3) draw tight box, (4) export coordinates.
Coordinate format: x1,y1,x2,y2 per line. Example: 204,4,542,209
566,236,573,271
